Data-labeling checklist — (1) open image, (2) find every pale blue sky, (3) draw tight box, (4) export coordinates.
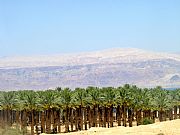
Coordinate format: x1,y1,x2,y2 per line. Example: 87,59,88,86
0,0,180,56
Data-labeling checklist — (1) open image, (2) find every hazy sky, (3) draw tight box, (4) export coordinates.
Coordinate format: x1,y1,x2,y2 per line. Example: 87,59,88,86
0,0,180,56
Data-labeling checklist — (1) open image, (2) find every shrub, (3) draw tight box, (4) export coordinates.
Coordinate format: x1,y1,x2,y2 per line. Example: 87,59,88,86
0,127,30,135
141,117,154,125
157,133,165,135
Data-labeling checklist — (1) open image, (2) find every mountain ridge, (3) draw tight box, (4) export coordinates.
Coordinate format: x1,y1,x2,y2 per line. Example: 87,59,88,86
0,48,180,90
1,48,180,69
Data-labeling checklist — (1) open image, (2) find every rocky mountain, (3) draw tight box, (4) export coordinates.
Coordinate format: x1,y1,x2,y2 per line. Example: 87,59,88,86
0,48,180,90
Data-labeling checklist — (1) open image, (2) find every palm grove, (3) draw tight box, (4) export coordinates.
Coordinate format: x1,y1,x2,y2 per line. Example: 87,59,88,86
0,84,180,135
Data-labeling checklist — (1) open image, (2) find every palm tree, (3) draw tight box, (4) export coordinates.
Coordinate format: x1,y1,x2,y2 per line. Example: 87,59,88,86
87,87,102,128
130,87,144,126
60,88,73,133
38,90,59,134
0,85,180,134
169,89,180,119
176,89,180,118
140,88,153,122
0,91,17,127
101,87,116,128
116,84,133,127
73,88,89,130
36,91,46,133
153,88,172,122
20,90,39,135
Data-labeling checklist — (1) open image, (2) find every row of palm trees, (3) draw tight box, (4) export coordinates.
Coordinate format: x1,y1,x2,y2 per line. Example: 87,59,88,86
0,84,180,135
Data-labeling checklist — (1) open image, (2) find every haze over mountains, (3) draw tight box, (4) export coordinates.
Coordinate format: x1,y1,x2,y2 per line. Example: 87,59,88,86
0,48,180,90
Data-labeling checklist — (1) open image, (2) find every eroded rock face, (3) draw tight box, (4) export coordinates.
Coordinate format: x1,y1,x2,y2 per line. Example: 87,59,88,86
0,48,180,90
170,75,180,82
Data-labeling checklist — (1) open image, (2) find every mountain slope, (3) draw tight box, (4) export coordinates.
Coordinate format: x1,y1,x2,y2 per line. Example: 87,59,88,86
0,48,180,90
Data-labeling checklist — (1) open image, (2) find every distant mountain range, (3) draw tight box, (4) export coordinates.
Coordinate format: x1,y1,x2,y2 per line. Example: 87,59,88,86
0,48,180,90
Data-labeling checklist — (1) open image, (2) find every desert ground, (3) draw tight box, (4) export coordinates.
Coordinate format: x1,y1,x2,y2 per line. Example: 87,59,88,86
41,119,180,135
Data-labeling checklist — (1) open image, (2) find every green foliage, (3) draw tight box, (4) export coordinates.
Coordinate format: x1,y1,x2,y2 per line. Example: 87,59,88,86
141,118,154,125
0,84,179,112
0,84,179,134
0,91,17,110
100,87,116,107
0,127,30,135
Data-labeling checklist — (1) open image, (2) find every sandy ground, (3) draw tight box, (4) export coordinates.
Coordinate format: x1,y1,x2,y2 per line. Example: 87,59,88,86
41,119,180,135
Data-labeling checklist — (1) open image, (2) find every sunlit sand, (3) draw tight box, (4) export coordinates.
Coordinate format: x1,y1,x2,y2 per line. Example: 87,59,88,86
41,119,180,135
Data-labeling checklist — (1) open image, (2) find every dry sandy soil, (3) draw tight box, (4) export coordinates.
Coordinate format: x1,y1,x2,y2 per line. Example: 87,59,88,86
41,119,180,135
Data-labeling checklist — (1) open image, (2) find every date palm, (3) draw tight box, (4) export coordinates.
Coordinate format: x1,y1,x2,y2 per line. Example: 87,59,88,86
38,90,59,134
116,84,133,127
153,88,172,122
0,91,17,127
0,85,179,134
86,87,102,127
73,88,88,130
20,90,39,135
169,89,180,119
101,87,116,128
60,88,73,133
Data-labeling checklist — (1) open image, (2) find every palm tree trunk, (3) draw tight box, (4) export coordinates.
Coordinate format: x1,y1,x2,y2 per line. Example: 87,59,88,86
77,107,81,130
136,109,142,126
31,110,35,135
35,111,39,135
41,111,45,133
92,105,96,127
52,109,58,133
96,105,99,127
87,106,92,129
80,106,83,130
15,110,20,129
117,105,121,126
46,109,51,134
0,110,3,128
147,110,151,119
11,110,16,126
169,108,173,120
174,106,177,119
122,105,127,127
165,110,169,121
57,110,61,133
23,110,27,135
7,109,11,126
128,108,133,127
143,110,146,119
20,110,26,133
178,105,180,119
102,107,106,127
69,108,73,132
65,108,69,133
2,110,5,128
105,107,109,127
84,107,87,130
110,105,113,127
90,107,93,128
51,109,55,133
152,110,156,123
99,107,103,127
135,109,138,126
159,110,163,122
93,105,98,127
4,109,8,127
75,108,78,131
107,107,110,128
